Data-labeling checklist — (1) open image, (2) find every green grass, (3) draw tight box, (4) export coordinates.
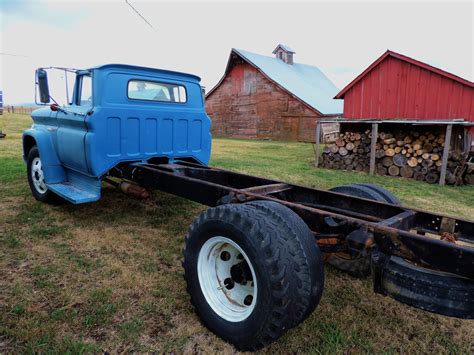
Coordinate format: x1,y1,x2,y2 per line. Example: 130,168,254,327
82,289,118,328
211,138,474,218
0,112,473,353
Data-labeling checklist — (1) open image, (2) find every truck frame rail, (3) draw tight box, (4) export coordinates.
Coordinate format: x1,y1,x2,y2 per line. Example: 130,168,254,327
113,161,474,280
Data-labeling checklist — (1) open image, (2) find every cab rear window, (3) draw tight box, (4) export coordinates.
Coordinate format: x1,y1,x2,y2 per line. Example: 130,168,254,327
128,80,187,103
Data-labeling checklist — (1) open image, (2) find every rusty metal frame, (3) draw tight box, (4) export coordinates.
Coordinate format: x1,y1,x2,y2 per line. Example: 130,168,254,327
113,161,474,280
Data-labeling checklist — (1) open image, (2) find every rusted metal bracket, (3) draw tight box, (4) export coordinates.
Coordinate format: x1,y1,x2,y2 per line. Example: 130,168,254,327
378,210,417,229
346,226,374,257
241,183,292,195
440,216,456,234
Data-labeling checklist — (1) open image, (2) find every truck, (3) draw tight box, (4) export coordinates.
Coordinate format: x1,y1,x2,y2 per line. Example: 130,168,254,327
24,65,473,351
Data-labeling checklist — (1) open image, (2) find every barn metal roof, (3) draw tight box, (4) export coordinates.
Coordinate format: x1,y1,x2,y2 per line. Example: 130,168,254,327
207,48,343,116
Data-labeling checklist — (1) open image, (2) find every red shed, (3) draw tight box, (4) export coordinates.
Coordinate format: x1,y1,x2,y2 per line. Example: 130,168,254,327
335,50,474,122
317,50,474,185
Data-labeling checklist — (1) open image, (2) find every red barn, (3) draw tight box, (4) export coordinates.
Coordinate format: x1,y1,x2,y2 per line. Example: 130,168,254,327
334,50,474,140
206,45,343,142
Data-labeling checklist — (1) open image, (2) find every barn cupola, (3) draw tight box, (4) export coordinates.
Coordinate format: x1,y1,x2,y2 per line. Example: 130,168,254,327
272,44,295,65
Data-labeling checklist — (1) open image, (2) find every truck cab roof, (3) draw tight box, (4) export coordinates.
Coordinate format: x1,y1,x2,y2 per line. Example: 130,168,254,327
88,64,202,83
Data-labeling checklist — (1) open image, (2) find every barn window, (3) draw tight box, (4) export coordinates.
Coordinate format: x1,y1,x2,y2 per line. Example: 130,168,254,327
243,70,256,95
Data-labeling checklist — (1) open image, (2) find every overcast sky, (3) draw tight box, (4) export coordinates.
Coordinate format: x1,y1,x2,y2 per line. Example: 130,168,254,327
1,0,473,104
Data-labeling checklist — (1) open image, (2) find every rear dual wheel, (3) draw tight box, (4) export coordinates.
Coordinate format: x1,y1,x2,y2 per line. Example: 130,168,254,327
183,201,324,351
197,236,257,323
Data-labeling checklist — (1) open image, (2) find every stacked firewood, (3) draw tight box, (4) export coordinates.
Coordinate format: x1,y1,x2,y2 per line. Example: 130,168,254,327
464,162,474,185
321,129,464,184
321,132,371,173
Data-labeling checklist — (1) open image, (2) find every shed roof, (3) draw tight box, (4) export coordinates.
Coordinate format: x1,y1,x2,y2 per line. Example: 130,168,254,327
335,50,474,99
317,118,474,126
207,48,343,115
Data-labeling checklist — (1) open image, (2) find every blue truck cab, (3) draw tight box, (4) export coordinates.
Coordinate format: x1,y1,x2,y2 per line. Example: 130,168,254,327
23,64,212,204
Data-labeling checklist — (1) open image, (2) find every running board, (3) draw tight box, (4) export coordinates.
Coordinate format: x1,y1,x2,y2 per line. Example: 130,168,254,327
47,169,101,204
47,183,100,204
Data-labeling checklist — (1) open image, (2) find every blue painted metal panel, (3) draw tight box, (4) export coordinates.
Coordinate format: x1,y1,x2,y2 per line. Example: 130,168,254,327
47,169,101,204
55,77,92,174
144,118,157,154
84,66,211,177
25,64,212,204
106,117,121,156
23,107,67,184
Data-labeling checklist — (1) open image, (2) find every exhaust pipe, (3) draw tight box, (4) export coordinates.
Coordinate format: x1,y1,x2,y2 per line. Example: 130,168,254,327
104,178,150,199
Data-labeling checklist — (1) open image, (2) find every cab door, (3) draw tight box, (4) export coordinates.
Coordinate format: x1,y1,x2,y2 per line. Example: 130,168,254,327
56,73,92,174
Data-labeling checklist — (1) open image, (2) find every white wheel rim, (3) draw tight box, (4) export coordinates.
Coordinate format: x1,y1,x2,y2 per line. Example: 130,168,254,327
31,157,47,194
197,236,257,322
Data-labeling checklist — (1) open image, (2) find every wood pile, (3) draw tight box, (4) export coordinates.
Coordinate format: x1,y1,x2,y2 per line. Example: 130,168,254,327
321,129,465,184
321,131,370,173
461,157,474,185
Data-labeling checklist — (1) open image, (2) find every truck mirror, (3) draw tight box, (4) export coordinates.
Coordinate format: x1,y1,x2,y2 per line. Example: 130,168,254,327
36,69,50,104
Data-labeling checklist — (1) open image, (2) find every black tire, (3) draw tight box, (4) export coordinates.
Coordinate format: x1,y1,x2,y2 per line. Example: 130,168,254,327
354,183,401,205
327,184,400,277
182,203,324,351
373,251,474,319
26,146,60,204
245,200,324,326
329,184,388,202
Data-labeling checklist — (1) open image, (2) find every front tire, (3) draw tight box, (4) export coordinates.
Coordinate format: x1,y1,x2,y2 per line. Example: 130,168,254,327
26,146,59,204
183,202,324,351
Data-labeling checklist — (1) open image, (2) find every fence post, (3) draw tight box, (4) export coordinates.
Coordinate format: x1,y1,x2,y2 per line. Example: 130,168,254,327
315,121,321,167
439,124,452,186
369,123,378,175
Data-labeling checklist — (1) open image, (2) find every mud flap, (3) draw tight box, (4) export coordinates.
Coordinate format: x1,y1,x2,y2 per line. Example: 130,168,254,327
371,249,474,319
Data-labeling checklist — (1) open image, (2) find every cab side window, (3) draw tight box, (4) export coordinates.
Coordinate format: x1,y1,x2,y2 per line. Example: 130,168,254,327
78,75,92,106
128,80,187,103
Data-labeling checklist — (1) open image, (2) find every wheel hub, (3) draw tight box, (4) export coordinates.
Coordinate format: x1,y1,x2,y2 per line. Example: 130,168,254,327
31,157,47,194
230,261,253,284
197,236,257,322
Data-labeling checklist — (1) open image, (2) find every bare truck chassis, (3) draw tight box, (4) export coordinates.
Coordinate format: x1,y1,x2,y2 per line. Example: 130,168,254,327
113,160,474,317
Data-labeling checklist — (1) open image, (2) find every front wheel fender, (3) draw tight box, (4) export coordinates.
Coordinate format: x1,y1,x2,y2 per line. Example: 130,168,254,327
23,128,66,184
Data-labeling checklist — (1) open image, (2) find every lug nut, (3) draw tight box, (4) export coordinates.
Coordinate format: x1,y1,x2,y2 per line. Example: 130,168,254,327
244,295,253,306
224,277,234,290
220,251,231,261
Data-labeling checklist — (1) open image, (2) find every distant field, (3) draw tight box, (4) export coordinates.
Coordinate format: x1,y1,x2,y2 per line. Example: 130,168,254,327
0,112,473,353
